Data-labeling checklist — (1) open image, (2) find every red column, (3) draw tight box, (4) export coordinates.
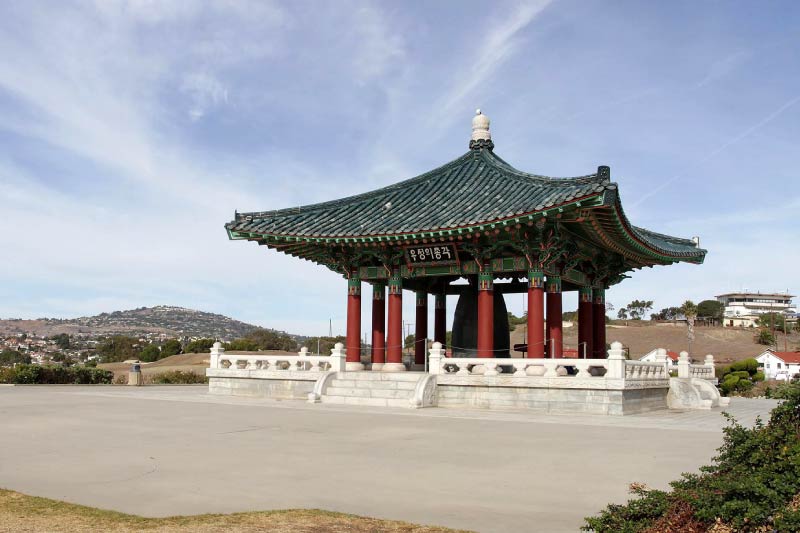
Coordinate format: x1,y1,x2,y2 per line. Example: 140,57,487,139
414,291,428,366
477,271,494,358
371,282,386,370
346,273,363,370
527,270,545,358
546,276,563,358
593,288,607,358
578,286,594,358
384,269,405,371
434,292,447,345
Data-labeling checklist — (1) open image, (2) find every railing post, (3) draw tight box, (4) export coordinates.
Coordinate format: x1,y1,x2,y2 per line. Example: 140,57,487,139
704,354,714,369
330,342,346,372
655,348,668,374
428,342,444,375
606,341,625,379
677,351,690,378
210,341,224,369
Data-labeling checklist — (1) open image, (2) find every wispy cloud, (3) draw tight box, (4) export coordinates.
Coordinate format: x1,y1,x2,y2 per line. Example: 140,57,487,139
631,93,800,207
350,4,406,84
428,1,552,134
697,49,752,88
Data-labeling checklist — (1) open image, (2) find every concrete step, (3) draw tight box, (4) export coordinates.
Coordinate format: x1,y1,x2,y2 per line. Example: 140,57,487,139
336,371,422,383
320,394,411,408
329,378,417,391
325,386,411,400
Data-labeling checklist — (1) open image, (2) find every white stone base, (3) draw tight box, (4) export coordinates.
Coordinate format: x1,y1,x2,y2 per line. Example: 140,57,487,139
346,362,365,371
381,363,407,372
208,376,314,399
436,384,668,415
371,363,385,371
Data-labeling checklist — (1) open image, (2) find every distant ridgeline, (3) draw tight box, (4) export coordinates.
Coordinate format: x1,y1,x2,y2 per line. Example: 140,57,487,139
9,306,302,341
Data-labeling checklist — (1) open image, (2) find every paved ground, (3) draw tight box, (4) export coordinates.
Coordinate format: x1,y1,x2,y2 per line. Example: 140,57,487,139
0,386,778,532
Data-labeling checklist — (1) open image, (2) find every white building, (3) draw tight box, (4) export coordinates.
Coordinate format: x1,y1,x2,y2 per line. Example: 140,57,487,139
639,348,680,371
755,350,800,381
716,292,796,328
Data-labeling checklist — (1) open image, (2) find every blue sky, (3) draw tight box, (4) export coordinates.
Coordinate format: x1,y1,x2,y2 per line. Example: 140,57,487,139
1,1,798,338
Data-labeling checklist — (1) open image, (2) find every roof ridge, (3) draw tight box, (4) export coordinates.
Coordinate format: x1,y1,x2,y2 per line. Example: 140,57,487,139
484,151,604,184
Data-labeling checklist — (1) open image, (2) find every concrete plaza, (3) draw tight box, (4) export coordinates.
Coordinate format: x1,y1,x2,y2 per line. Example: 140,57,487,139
0,386,777,532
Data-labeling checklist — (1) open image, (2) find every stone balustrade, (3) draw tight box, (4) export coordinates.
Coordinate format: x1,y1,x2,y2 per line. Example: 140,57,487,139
428,341,668,389
209,342,345,373
675,351,716,380
624,360,668,380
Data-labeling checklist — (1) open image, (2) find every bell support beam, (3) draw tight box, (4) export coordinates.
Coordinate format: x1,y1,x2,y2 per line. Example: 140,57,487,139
434,292,447,346
578,286,594,359
546,275,563,358
371,282,386,370
526,270,545,358
414,291,428,366
593,288,607,358
477,270,494,358
384,268,406,372
345,273,364,370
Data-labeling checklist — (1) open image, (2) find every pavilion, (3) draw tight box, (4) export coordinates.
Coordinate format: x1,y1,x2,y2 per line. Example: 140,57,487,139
225,111,706,373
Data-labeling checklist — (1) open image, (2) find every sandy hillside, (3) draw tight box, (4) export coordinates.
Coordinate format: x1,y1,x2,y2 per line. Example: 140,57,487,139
510,322,798,363
99,350,296,378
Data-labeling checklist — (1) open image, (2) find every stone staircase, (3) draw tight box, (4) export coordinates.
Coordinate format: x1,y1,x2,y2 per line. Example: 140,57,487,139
319,371,426,407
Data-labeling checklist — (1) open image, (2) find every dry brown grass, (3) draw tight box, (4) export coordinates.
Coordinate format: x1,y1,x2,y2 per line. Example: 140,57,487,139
0,489,471,533
509,322,798,363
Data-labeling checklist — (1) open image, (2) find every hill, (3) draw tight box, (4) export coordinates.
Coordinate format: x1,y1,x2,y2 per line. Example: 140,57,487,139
98,349,296,378
510,321,799,363
0,306,271,340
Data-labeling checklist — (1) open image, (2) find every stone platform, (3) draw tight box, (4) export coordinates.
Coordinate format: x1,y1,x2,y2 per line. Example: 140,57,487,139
206,343,722,415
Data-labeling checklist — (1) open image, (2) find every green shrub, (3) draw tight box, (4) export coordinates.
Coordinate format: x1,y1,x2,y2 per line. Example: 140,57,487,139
730,358,759,374
583,382,800,532
147,371,207,384
720,375,740,395
0,364,113,384
753,370,765,382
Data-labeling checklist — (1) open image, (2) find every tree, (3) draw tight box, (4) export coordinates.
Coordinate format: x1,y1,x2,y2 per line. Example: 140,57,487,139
696,300,724,320
97,336,141,363
562,310,578,322
305,335,346,355
681,300,698,354
404,334,415,351
161,339,183,357
651,307,681,321
0,349,31,366
184,338,216,354
51,333,70,349
507,312,527,331
617,308,628,320
140,344,161,362
756,329,775,346
757,312,787,333
626,300,653,320
245,329,298,351
225,338,260,351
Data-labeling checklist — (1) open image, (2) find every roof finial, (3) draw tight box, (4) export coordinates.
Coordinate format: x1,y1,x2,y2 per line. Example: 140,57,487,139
469,109,494,151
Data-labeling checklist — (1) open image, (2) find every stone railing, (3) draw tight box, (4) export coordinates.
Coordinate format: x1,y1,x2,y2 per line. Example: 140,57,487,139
624,360,668,380
429,341,668,388
209,342,345,373
676,351,716,380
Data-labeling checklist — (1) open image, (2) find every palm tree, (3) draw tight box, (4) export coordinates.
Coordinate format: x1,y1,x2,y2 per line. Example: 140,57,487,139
681,300,698,355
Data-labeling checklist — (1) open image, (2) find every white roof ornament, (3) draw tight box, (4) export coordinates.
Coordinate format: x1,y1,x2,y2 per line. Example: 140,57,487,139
469,109,494,151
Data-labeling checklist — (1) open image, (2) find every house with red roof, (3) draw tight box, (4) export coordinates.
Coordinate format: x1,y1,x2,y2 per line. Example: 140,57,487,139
639,348,681,371
756,350,800,381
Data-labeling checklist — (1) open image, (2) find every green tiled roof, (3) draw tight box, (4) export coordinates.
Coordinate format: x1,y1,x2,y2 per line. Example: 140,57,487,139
226,148,706,266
